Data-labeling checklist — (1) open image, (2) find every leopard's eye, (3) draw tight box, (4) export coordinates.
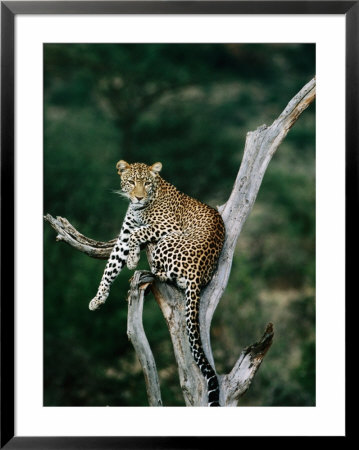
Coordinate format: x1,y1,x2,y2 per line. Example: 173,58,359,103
127,180,135,186
144,181,151,187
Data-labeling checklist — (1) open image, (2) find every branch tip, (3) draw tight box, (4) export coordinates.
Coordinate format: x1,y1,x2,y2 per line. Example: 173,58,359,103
246,322,274,359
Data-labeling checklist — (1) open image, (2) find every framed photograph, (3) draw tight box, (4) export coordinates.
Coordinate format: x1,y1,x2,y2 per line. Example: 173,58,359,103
1,1,353,447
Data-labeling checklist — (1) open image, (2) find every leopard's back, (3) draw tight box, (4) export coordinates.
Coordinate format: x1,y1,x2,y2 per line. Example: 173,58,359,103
143,178,225,288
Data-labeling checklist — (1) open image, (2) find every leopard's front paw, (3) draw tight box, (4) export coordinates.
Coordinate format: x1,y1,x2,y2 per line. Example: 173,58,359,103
89,292,108,311
89,297,104,311
127,252,140,270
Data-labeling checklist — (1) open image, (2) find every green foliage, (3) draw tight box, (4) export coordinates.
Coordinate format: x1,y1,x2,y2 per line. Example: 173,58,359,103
44,43,315,406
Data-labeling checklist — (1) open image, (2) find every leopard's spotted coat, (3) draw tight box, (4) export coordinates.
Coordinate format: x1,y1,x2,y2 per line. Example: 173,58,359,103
89,161,225,406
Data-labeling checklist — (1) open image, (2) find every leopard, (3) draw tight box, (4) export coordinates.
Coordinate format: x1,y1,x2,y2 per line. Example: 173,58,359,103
89,160,225,406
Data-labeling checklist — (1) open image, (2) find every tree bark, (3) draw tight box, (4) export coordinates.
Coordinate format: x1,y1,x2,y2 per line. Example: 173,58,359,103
44,77,315,406
126,271,163,406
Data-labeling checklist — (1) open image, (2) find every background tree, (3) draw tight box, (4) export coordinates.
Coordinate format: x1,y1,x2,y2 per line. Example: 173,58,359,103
44,44,315,406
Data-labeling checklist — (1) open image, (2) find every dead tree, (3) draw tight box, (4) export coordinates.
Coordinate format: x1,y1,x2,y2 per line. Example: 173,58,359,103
44,78,316,406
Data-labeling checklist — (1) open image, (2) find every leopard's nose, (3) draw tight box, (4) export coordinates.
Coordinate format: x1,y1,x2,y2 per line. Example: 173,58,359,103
135,196,144,201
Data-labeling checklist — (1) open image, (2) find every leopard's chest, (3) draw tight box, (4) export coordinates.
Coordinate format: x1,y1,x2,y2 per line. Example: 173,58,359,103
133,201,179,229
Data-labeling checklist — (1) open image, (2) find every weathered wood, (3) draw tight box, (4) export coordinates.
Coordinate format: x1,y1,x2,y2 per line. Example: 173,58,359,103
149,272,206,406
220,323,274,406
126,271,162,406
198,78,316,405
44,77,315,406
44,214,115,259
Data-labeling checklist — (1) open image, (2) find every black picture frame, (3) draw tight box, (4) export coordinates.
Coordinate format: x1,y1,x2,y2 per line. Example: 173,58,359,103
1,1,354,447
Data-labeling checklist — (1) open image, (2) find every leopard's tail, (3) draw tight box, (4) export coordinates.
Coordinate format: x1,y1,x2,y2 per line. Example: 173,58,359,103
185,284,220,407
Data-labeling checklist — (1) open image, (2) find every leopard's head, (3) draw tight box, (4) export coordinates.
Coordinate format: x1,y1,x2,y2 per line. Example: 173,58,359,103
116,160,162,207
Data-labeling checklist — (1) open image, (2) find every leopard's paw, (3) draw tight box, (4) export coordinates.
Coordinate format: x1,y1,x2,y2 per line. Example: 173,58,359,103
89,292,108,311
89,298,103,311
127,253,139,270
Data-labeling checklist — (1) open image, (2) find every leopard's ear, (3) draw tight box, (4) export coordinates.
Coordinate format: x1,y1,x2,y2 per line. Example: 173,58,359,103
150,162,162,175
116,160,130,174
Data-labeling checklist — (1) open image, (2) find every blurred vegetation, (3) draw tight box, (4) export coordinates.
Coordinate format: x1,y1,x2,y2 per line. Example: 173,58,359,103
44,44,315,406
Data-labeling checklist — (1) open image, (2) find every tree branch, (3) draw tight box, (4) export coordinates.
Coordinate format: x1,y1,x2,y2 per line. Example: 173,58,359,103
44,214,115,259
44,77,315,406
126,271,162,406
220,323,274,406
199,77,315,387
203,77,316,332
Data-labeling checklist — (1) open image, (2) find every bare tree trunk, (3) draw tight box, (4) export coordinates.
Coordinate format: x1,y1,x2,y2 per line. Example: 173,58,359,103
44,77,315,406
